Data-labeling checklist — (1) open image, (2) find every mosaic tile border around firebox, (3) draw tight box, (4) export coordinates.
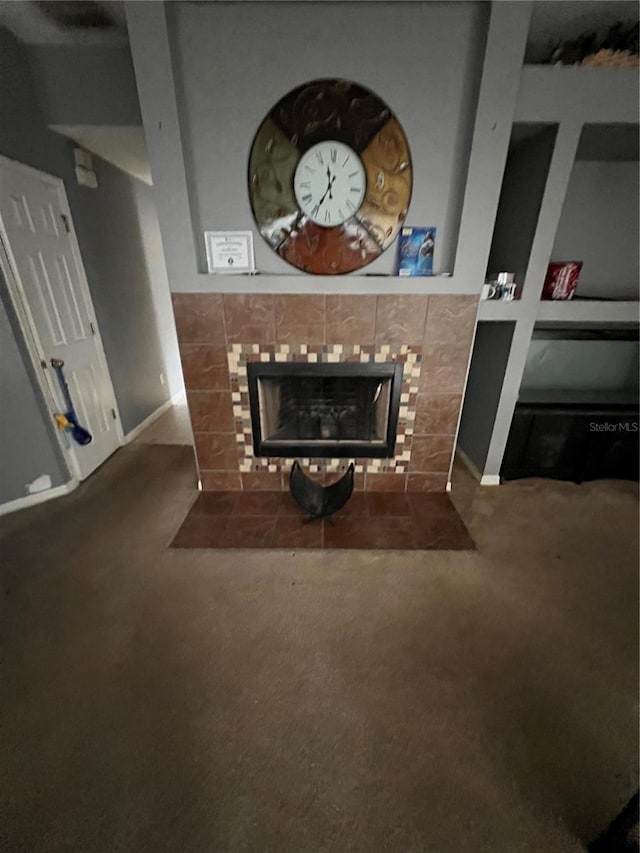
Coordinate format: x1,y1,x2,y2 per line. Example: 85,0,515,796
227,343,422,475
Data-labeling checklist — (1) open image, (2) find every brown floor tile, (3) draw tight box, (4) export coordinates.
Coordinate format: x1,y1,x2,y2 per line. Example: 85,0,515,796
324,516,420,550
236,492,283,516
366,493,414,517
271,515,323,549
279,492,305,516
334,492,369,518
193,492,239,516
200,471,242,491
172,489,474,550
241,472,284,491
409,493,462,521
406,473,449,493
216,516,276,548
172,514,227,548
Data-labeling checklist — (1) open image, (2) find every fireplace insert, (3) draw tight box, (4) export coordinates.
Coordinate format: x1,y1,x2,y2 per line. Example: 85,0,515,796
247,361,403,458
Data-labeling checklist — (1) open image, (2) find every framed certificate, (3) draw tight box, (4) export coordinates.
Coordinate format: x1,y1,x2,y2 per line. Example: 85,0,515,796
204,231,255,274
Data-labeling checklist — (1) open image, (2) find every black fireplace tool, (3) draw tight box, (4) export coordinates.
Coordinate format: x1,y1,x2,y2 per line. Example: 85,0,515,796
289,460,354,522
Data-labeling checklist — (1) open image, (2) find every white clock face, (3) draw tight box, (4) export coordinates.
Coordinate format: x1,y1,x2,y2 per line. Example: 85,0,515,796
293,141,366,227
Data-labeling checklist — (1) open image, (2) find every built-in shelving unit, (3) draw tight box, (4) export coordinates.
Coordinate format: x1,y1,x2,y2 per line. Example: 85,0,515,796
458,10,640,484
536,300,639,324
479,299,639,324
477,300,524,321
515,66,639,124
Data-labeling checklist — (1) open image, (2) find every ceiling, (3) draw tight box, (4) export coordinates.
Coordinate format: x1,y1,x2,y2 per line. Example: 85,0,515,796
0,1,128,45
50,125,152,185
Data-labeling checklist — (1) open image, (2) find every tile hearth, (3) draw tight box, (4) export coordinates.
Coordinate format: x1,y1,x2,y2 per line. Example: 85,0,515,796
171,490,475,551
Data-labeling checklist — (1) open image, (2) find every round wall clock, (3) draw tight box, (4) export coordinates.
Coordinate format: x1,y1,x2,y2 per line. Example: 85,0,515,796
248,79,412,275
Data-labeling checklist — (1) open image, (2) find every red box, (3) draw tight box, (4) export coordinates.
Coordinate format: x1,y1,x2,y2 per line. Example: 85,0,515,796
541,261,583,300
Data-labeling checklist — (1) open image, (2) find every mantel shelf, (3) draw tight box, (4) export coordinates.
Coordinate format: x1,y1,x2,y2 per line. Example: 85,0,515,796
171,272,481,296
515,66,640,124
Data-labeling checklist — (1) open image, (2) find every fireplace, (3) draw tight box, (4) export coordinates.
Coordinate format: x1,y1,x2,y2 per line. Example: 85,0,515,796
247,361,403,458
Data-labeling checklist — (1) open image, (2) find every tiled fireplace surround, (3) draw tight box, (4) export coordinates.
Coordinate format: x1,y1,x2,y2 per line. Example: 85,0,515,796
172,293,478,493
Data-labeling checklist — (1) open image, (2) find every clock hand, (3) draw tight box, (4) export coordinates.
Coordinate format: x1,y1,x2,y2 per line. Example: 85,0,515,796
317,174,336,209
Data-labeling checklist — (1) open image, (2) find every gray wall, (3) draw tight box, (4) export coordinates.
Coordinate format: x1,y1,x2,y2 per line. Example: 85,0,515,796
457,322,516,472
0,27,75,503
28,44,141,126
68,155,179,431
0,288,68,503
0,27,178,505
551,161,639,299
171,0,488,275
487,126,557,285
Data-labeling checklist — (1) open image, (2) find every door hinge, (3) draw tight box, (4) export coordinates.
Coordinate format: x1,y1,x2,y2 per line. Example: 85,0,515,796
89,321,96,335
111,408,117,420
60,213,70,233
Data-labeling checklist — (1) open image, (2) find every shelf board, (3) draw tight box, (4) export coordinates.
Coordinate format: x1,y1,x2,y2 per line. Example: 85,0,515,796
515,66,640,124
171,272,480,295
477,300,524,321
536,300,639,324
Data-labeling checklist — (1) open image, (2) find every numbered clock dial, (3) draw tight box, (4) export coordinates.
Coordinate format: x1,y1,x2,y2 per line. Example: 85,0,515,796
293,142,366,228
248,78,413,274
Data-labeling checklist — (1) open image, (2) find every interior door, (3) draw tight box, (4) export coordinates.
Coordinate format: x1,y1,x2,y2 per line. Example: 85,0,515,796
0,157,121,481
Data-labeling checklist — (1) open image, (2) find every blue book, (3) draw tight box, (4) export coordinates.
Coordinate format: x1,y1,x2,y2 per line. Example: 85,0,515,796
397,226,436,277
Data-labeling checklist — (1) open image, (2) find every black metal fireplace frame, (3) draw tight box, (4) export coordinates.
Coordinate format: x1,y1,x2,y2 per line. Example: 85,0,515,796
247,361,404,458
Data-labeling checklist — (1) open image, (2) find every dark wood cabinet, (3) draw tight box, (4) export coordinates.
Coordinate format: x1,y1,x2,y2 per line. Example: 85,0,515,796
502,403,639,483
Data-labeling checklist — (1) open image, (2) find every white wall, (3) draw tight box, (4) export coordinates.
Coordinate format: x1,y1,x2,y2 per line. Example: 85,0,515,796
552,161,639,300
171,1,487,276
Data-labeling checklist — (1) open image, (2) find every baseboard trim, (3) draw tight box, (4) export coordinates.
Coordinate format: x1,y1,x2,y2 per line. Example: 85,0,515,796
0,479,78,517
480,474,501,486
456,446,501,486
122,392,184,445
